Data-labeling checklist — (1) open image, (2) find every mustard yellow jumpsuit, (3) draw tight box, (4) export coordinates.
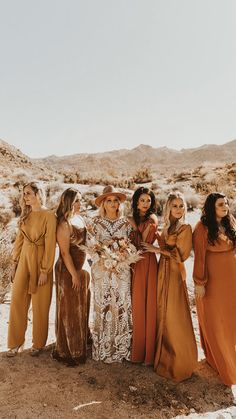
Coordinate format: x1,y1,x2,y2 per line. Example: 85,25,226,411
8,210,56,350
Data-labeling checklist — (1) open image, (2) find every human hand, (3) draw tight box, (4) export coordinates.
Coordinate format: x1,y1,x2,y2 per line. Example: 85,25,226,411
72,274,80,291
38,273,48,286
194,284,205,299
141,242,160,253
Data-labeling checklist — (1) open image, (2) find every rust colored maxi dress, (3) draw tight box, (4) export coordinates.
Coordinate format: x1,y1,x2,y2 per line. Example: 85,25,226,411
131,219,158,365
193,221,236,385
53,225,90,365
154,224,197,381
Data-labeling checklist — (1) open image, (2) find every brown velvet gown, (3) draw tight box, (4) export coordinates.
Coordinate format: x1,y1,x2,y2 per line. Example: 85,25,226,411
193,221,236,385
131,219,158,365
53,225,90,365
154,224,197,381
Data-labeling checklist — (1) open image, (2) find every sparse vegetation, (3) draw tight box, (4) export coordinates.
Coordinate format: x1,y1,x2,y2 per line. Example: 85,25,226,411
0,228,14,303
133,167,153,184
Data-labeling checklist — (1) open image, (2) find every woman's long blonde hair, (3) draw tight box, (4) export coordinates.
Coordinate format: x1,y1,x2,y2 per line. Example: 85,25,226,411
19,182,46,226
56,188,81,225
163,192,187,237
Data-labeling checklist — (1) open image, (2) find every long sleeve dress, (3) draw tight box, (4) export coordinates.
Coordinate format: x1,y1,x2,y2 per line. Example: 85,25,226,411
131,218,158,365
89,216,132,363
53,223,90,365
193,221,236,385
154,224,197,381
8,209,57,350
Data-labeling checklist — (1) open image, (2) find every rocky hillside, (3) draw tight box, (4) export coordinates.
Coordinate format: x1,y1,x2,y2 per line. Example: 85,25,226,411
0,139,33,169
0,139,57,181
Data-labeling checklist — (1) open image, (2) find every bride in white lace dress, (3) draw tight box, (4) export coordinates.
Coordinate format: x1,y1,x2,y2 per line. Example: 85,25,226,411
88,186,133,363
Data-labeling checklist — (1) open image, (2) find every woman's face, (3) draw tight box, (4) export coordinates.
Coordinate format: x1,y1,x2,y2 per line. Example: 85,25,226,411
170,198,185,220
23,186,40,207
137,193,152,215
72,193,81,214
104,195,120,216
215,197,229,220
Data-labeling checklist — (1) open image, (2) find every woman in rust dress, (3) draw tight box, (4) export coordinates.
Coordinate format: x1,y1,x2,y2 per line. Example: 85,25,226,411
144,192,197,381
129,187,158,365
193,192,236,385
52,188,90,366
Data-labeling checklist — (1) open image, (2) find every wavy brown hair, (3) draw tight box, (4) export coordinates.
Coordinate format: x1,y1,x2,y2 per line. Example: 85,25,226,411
131,187,156,226
201,192,236,246
19,182,46,226
56,188,81,225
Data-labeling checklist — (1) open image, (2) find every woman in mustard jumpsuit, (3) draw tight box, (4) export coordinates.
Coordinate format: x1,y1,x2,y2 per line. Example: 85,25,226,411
7,182,56,357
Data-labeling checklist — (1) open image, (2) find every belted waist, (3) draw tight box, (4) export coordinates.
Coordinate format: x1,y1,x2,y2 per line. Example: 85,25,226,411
24,237,45,247
23,236,45,294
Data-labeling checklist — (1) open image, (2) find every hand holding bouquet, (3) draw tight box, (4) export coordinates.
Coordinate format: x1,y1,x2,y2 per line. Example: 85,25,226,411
83,233,142,273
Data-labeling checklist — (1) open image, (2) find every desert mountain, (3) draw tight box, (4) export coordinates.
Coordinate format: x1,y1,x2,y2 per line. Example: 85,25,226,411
35,140,236,175
1,138,236,183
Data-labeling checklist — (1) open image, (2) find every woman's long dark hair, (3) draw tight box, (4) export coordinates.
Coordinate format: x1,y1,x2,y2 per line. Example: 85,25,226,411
132,187,156,226
201,192,236,246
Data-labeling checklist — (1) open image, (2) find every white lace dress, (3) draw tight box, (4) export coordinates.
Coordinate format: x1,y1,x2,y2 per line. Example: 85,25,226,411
89,216,133,363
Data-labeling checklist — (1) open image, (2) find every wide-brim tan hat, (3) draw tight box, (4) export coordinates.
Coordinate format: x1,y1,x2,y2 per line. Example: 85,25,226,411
95,185,126,207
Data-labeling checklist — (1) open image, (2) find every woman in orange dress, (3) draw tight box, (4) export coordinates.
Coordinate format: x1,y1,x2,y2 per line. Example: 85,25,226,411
144,192,197,381
129,187,158,365
193,192,236,385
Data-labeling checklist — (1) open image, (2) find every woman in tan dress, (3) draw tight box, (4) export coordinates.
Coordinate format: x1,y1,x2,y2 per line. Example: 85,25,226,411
144,192,197,381
52,188,90,366
7,182,56,357
193,192,236,385
130,187,158,365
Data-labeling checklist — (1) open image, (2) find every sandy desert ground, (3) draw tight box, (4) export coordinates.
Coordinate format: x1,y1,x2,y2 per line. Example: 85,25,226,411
1,211,236,419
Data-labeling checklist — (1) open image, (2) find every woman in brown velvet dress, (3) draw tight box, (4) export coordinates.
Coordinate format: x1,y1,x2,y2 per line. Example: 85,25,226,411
52,188,90,366
144,192,197,381
193,192,236,385
129,187,158,365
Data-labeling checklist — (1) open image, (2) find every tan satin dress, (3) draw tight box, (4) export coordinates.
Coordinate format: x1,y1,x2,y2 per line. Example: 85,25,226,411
53,225,90,365
193,221,236,385
154,224,197,381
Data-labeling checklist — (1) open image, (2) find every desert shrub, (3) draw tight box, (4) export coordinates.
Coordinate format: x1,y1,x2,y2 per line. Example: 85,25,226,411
151,182,159,190
122,197,132,217
133,168,153,184
63,172,80,184
155,190,167,216
230,198,236,217
8,188,21,216
11,168,32,188
173,171,191,182
82,192,97,211
184,190,202,211
0,228,13,303
47,190,62,211
0,208,14,227
45,181,65,210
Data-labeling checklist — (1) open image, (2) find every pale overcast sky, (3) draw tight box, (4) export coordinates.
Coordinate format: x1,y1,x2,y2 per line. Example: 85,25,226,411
1,0,236,157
